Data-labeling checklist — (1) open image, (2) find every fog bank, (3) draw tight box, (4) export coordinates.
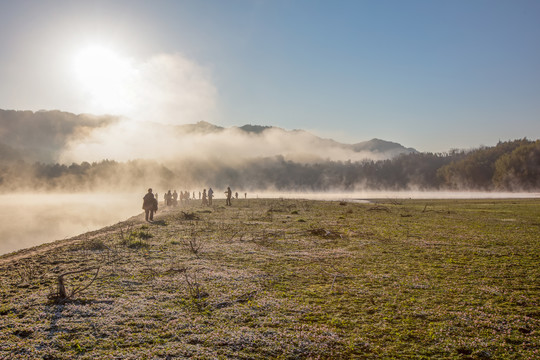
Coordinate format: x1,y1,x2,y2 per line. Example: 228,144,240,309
58,120,392,164
251,191,540,201
2,191,538,256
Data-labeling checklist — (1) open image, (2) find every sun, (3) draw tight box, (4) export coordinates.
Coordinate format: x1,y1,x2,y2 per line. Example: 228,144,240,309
72,45,135,113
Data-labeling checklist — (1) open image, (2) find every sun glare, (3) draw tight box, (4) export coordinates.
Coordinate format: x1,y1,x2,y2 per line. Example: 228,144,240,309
72,45,135,113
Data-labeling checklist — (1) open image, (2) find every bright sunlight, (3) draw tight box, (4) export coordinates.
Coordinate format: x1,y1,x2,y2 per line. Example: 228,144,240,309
72,45,136,113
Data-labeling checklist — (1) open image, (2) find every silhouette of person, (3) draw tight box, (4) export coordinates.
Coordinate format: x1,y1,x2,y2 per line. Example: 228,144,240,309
173,190,178,206
142,188,157,222
225,186,232,206
202,189,208,206
166,190,172,206
208,187,214,205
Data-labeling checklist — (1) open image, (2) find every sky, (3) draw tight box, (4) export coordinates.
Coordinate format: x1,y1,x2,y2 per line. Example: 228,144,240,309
1,0,539,153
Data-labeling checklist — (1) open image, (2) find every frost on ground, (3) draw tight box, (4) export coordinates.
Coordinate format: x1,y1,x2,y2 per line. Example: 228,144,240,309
0,198,538,359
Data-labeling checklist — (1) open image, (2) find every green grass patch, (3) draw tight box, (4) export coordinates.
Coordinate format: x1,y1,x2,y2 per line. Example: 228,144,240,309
0,198,538,359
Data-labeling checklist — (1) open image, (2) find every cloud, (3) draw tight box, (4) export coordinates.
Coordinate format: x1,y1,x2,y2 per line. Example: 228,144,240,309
72,51,217,125
127,53,217,124
58,121,389,164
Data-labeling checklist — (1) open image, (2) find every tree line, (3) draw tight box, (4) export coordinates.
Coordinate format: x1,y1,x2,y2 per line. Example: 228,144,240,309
0,139,538,192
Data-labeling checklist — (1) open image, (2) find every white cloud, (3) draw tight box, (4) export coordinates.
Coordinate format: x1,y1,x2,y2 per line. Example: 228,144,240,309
71,49,217,125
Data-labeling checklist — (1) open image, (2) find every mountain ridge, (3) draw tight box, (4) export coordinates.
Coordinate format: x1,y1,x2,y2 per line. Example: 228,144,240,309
0,109,416,163
176,120,417,157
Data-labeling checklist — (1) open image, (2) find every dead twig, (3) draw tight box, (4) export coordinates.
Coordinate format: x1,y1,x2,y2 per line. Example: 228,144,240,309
181,211,200,220
320,264,348,293
49,266,100,303
182,232,203,258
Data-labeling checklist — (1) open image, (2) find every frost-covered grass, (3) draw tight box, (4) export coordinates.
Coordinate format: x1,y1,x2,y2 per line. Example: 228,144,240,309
1,198,538,359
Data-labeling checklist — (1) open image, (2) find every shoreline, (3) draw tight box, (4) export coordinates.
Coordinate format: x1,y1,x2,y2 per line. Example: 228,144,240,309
2,196,539,261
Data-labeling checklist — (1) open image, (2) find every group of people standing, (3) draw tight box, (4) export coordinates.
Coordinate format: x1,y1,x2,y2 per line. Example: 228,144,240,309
201,187,214,206
142,186,241,221
161,190,196,206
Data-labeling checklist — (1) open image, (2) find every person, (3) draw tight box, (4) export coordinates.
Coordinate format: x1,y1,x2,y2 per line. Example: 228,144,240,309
172,190,178,206
225,186,232,206
235,192,239,199
244,192,247,199
142,188,157,222
202,189,208,206
208,187,214,205
166,190,172,206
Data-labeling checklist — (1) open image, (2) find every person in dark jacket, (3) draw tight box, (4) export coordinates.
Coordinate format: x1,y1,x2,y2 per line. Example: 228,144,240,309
142,188,157,221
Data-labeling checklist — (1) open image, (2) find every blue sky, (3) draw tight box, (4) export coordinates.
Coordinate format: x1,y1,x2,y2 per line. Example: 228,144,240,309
1,0,539,152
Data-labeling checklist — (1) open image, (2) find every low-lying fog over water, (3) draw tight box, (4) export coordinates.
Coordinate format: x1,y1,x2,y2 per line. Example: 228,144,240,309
0,193,140,255
259,191,540,201
1,191,538,256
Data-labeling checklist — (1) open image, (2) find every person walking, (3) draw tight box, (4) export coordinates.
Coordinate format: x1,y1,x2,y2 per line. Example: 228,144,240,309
202,189,208,206
208,187,214,205
142,188,157,222
225,186,232,206
172,190,178,206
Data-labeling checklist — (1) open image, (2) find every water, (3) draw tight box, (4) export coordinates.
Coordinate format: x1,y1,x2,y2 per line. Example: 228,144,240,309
1,191,538,255
0,193,140,255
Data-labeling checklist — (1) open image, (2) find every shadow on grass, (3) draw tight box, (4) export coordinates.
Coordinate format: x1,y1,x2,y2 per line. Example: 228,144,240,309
150,220,167,226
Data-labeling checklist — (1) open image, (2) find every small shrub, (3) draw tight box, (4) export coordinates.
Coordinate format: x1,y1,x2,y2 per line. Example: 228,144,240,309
125,240,150,249
120,229,153,248
130,230,153,240
85,238,107,251
0,305,14,316
181,211,200,220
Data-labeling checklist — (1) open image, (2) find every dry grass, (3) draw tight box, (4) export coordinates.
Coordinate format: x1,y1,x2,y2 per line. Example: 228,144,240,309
0,198,538,359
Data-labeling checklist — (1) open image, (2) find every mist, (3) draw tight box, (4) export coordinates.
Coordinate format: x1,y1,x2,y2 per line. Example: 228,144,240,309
73,52,218,124
2,190,538,256
0,193,139,255
58,119,389,164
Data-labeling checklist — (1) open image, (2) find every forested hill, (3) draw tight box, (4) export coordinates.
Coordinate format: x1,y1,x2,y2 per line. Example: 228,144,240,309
0,110,416,164
437,139,540,190
0,139,538,192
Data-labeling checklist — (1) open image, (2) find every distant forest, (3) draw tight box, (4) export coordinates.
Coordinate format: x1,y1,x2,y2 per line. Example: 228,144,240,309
0,139,539,192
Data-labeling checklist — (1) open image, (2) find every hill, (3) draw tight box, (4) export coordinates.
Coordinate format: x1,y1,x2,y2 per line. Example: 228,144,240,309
0,110,416,164
1,198,538,358
0,109,118,163
178,121,417,158
1,109,538,192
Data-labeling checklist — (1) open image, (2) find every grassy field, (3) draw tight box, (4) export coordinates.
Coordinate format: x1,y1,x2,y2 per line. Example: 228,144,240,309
0,198,538,359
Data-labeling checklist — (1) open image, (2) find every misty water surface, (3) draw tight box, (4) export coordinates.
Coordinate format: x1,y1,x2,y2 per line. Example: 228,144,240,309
2,191,537,256
0,193,140,255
